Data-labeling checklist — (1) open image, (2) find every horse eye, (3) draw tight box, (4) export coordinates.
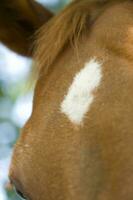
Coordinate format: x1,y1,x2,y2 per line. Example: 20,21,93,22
15,188,26,199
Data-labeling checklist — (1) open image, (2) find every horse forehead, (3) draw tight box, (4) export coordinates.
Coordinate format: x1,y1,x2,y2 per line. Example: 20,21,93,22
60,58,103,125
32,55,103,127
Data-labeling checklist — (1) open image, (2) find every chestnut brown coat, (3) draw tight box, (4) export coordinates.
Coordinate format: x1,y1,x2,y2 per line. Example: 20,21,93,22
0,0,133,199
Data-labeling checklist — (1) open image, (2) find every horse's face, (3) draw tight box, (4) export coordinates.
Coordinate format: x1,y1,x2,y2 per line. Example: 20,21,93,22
1,0,133,199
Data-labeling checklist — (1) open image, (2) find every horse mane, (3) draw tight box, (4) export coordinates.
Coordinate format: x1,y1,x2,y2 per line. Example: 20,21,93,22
34,0,126,76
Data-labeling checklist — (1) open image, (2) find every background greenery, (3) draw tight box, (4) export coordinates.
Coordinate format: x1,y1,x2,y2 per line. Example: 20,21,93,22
0,0,69,199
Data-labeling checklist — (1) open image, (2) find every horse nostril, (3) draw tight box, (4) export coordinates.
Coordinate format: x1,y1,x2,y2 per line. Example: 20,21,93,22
15,188,26,199
9,177,27,199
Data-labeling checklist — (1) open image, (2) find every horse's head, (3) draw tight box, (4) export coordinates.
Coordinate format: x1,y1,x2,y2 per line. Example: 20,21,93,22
1,0,133,199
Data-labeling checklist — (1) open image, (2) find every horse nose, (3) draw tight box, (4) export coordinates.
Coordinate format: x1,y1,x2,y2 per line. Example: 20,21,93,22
10,179,26,199
14,187,26,199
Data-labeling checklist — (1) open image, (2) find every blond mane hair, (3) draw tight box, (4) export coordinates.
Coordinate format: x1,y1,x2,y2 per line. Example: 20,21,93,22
34,0,126,75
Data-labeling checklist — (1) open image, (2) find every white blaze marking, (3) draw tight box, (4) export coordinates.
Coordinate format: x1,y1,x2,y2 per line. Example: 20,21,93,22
60,59,103,125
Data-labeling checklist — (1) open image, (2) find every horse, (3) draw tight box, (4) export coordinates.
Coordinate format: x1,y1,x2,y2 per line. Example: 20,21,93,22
0,0,133,199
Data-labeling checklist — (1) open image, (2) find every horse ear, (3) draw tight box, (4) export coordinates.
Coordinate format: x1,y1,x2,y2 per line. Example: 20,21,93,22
0,0,53,57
